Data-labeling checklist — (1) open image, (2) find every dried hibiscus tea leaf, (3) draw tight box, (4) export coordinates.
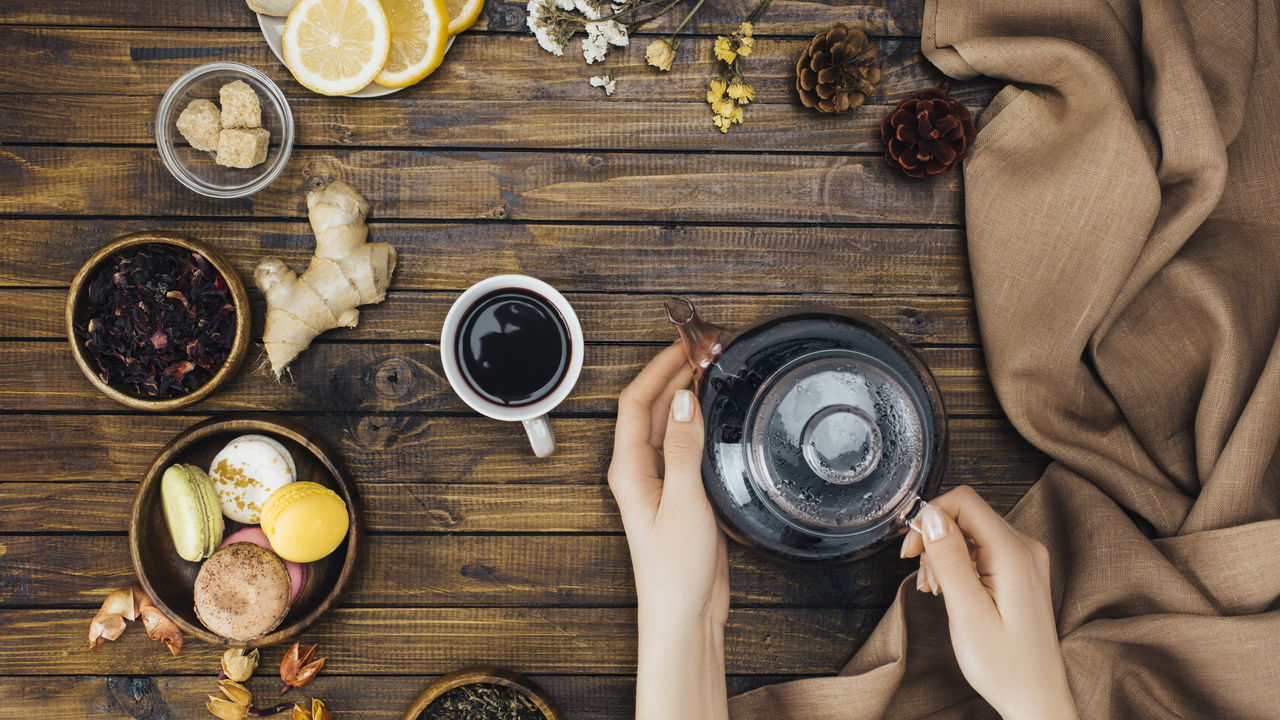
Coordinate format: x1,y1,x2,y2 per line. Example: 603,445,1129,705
75,243,236,399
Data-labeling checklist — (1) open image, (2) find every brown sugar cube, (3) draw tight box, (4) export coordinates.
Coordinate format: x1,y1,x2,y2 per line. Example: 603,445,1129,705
215,127,270,168
219,80,261,128
175,99,222,152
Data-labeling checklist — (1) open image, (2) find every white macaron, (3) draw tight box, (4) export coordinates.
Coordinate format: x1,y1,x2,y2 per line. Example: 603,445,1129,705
208,434,296,524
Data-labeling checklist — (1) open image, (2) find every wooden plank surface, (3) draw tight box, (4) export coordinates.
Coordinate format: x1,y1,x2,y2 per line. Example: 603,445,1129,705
0,607,872,675
0,29,990,104
1,341,999,414
0,675,803,720
1,288,980,344
0,220,973,294
0,147,961,223
2,95,998,151
0,414,1042,489
0,0,926,35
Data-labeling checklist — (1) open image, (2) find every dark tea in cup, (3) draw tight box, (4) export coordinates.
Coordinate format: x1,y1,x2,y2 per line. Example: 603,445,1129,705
456,288,571,407
440,275,584,458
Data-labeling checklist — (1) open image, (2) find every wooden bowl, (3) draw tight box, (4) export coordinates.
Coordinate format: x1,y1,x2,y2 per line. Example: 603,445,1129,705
403,667,564,720
130,414,362,648
65,232,250,411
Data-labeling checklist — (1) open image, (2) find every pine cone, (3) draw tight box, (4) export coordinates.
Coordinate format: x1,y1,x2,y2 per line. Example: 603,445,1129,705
881,82,976,178
795,24,881,114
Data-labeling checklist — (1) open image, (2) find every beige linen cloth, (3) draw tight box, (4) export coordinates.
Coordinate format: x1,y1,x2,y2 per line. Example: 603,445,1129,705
731,0,1280,717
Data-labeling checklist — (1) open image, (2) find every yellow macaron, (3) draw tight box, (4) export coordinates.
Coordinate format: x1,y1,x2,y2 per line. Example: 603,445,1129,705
260,481,350,563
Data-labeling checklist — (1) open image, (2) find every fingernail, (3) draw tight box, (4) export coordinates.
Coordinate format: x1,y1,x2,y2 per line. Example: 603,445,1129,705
899,534,910,558
672,389,694,423
922,505,947,542
916,569,927,592
926,566,940,595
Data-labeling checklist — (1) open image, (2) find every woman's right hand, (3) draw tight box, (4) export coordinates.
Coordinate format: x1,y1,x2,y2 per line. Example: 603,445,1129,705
901,486,1078,720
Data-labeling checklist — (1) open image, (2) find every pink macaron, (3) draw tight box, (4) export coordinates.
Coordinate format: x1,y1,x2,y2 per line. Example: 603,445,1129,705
220,526,306,604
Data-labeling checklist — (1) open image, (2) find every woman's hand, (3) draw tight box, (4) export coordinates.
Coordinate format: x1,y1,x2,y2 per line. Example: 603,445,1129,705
902,486,1077,720
609,343,729,720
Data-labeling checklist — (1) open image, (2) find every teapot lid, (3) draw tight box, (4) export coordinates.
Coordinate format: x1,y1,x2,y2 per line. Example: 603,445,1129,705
744,349,924,535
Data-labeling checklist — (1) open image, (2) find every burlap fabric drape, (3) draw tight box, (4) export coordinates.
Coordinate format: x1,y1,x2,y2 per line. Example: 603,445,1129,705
729,0,1280,717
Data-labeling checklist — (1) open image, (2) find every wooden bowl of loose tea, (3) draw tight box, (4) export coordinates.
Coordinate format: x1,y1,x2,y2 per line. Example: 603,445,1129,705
404,667,563,720
66,232,250,411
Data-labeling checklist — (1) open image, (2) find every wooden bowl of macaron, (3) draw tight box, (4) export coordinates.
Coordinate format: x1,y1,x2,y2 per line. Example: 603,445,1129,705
130,413,362,648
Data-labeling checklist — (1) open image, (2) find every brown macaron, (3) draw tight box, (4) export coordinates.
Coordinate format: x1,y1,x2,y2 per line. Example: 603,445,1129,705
193,542,292,642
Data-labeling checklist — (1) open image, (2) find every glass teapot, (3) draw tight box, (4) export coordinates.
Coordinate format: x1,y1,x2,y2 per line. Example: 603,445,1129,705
665,297,947,564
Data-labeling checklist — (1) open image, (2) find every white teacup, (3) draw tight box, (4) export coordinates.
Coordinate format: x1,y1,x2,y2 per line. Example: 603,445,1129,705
440,275,584,457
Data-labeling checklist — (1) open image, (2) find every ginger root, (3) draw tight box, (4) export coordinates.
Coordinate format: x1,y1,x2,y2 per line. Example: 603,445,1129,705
255,181,396,377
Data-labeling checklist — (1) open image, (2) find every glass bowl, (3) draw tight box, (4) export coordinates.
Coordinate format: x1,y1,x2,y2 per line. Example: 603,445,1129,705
155,62,294,198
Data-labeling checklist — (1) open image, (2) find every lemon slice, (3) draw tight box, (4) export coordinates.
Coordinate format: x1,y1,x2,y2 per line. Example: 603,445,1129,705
445,0,484,35
374,0,450,88
282,0,391,96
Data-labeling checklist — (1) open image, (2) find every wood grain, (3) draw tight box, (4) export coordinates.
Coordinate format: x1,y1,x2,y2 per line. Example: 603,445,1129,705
1,95,996,151
0,674,807,720
0,28,991,104
0,220,973,295
0,531,946,608
0,606,873,675
0,474,1041,536
3,288,980,344
0,0,925,35
0,146,962,224
0,413,1042,488
2,341,998,414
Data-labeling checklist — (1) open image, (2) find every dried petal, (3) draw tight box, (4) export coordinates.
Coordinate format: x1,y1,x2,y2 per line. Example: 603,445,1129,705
207,679,254,720
644,38,675,72
88,586,142,649
207,697,248,720
292,699,330,720
222,648,260,683
137,589,184,656
219,680,253,708
89,613,127,650
279,642,327,693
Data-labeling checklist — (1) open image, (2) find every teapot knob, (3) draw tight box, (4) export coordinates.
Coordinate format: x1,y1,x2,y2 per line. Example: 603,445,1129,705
800,404,883,485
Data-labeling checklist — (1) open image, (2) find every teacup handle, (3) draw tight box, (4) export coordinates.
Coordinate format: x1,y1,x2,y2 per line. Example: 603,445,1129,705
522,415,556,458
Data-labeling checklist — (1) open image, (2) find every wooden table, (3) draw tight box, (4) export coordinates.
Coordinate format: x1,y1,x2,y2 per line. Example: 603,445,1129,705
0,1,1046,717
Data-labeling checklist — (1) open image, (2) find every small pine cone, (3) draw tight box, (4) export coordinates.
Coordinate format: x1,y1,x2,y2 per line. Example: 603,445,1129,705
880,82,977,178
795,23,881,114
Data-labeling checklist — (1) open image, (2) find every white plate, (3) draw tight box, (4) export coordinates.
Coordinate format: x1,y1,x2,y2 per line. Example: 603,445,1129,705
256,12,455,98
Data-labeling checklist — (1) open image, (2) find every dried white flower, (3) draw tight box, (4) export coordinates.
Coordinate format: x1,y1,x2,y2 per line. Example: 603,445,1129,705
574,0,604,19
589,74,617,96
526,0,567,55
583,24,609,63
593,19,629,47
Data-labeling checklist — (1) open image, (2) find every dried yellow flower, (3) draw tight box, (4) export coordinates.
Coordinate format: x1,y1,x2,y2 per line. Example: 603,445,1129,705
293,698,331,720
712,96,736,118
737,21,753,37
645,38,676,71
729,104,745,125
737,34,754,57
206,680,252,720
221,648,260,683
713,115,730,133
727,79,755,103
706,78,728,103
713,36,736,64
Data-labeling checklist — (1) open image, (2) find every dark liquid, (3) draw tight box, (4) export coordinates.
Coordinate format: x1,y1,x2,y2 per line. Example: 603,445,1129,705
457,288,570,407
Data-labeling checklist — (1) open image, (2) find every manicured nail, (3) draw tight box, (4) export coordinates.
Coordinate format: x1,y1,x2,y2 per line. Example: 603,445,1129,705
926,566,940,595
916,569,927,592
921,505,947,542
672,389,695,423
899,534,910,558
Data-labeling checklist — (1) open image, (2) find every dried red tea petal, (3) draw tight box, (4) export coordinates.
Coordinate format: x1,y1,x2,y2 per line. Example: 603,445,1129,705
74,243,236,399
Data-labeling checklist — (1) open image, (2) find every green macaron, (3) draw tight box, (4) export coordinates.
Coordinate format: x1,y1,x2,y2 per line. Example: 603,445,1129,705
160,463,224,562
